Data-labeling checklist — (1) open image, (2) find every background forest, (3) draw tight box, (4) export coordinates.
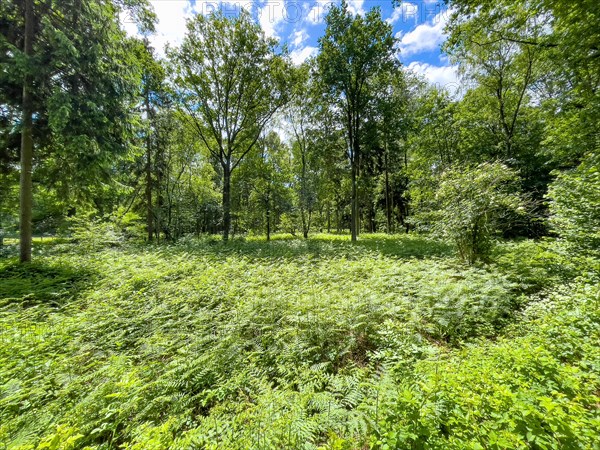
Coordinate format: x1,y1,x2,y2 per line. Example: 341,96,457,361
0,0,598,259
1,0,599,449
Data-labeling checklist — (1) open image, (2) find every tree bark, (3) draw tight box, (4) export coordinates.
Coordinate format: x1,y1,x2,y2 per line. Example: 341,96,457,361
302,212,310,239
19,0,34,263
350,128,361,242
265,189,271,242
222,163,231,242
350,162,358,241
384,140,391,234
144,89,153,242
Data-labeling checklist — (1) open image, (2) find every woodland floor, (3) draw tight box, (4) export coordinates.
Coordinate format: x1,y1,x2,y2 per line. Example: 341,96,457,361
0,234,598,449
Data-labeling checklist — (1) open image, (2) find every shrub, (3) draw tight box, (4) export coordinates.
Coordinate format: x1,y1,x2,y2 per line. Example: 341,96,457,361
66,209,144,251
547,151,600,256
426,162,522,264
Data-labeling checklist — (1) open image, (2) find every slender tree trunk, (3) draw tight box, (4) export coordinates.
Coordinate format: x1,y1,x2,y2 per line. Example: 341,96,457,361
384,141,391,234
144,91,153,242
156,145,165,243
222,162,231,242
303,211,310,239
371,203,375,232
300,196,309,238
351,163,357,241
347,110,357,241
300,150,309,239
265,190,271,242
350,129,360,242
301,210,308,239
19,0,34,263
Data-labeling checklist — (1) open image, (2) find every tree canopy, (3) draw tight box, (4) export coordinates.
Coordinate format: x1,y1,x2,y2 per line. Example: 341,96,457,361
0,0,596,261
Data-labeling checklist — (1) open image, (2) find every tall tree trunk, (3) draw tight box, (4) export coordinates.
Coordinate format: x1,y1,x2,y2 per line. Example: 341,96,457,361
155,144,164,243
303,211,310,239
384,141,391,234
19,0,34,263
144,90,153,242
265,188,271,242
222,163,231,242
300,151,309,239
350,162,357,241
301,210,308,239
350,130,360,242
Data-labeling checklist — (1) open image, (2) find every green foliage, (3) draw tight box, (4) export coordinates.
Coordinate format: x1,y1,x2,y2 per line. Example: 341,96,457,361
416,162,523,264
548,151,600,255
170,9,290,165
169,9,292,240
1,0,599,448
0,258,93,308
234,132,294,238
1,235,569,449
374,282,600,450
317,0,399,240
66,209,145,251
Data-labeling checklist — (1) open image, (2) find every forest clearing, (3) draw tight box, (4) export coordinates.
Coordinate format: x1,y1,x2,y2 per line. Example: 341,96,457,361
1,0,599,448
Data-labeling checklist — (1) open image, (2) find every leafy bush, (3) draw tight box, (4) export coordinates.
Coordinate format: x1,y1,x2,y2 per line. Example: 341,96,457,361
416,162,522,264
548,151,600,255
66,209,145,251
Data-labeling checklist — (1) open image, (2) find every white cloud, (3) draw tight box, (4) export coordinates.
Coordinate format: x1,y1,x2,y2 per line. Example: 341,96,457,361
120,10,139,37
194,1,254,16
347,0,365,16
121,1,264,56
152,1,196,54
258,2,288,38
120,0,194,56
387,2,419,25
290,45,318,65
291,28,309,48
406,61,460,92
396,9,450,57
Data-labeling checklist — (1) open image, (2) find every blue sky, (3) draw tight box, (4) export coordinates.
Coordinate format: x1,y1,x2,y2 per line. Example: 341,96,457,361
122,0,459,90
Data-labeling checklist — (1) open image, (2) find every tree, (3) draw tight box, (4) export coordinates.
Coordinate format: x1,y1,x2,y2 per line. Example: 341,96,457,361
422,162,522,264
443,0,598,236
2,0,155,261
170,10,290,241
135,39,167,241
444,1,544,161
154,110,221,240
19,0,34,262
287,63,323,239
370,68,409,233
444,0,599,166
235,131,292,240
317,1,397,241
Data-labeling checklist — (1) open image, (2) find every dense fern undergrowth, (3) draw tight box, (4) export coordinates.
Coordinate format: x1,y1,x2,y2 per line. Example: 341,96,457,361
0,234,598,449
